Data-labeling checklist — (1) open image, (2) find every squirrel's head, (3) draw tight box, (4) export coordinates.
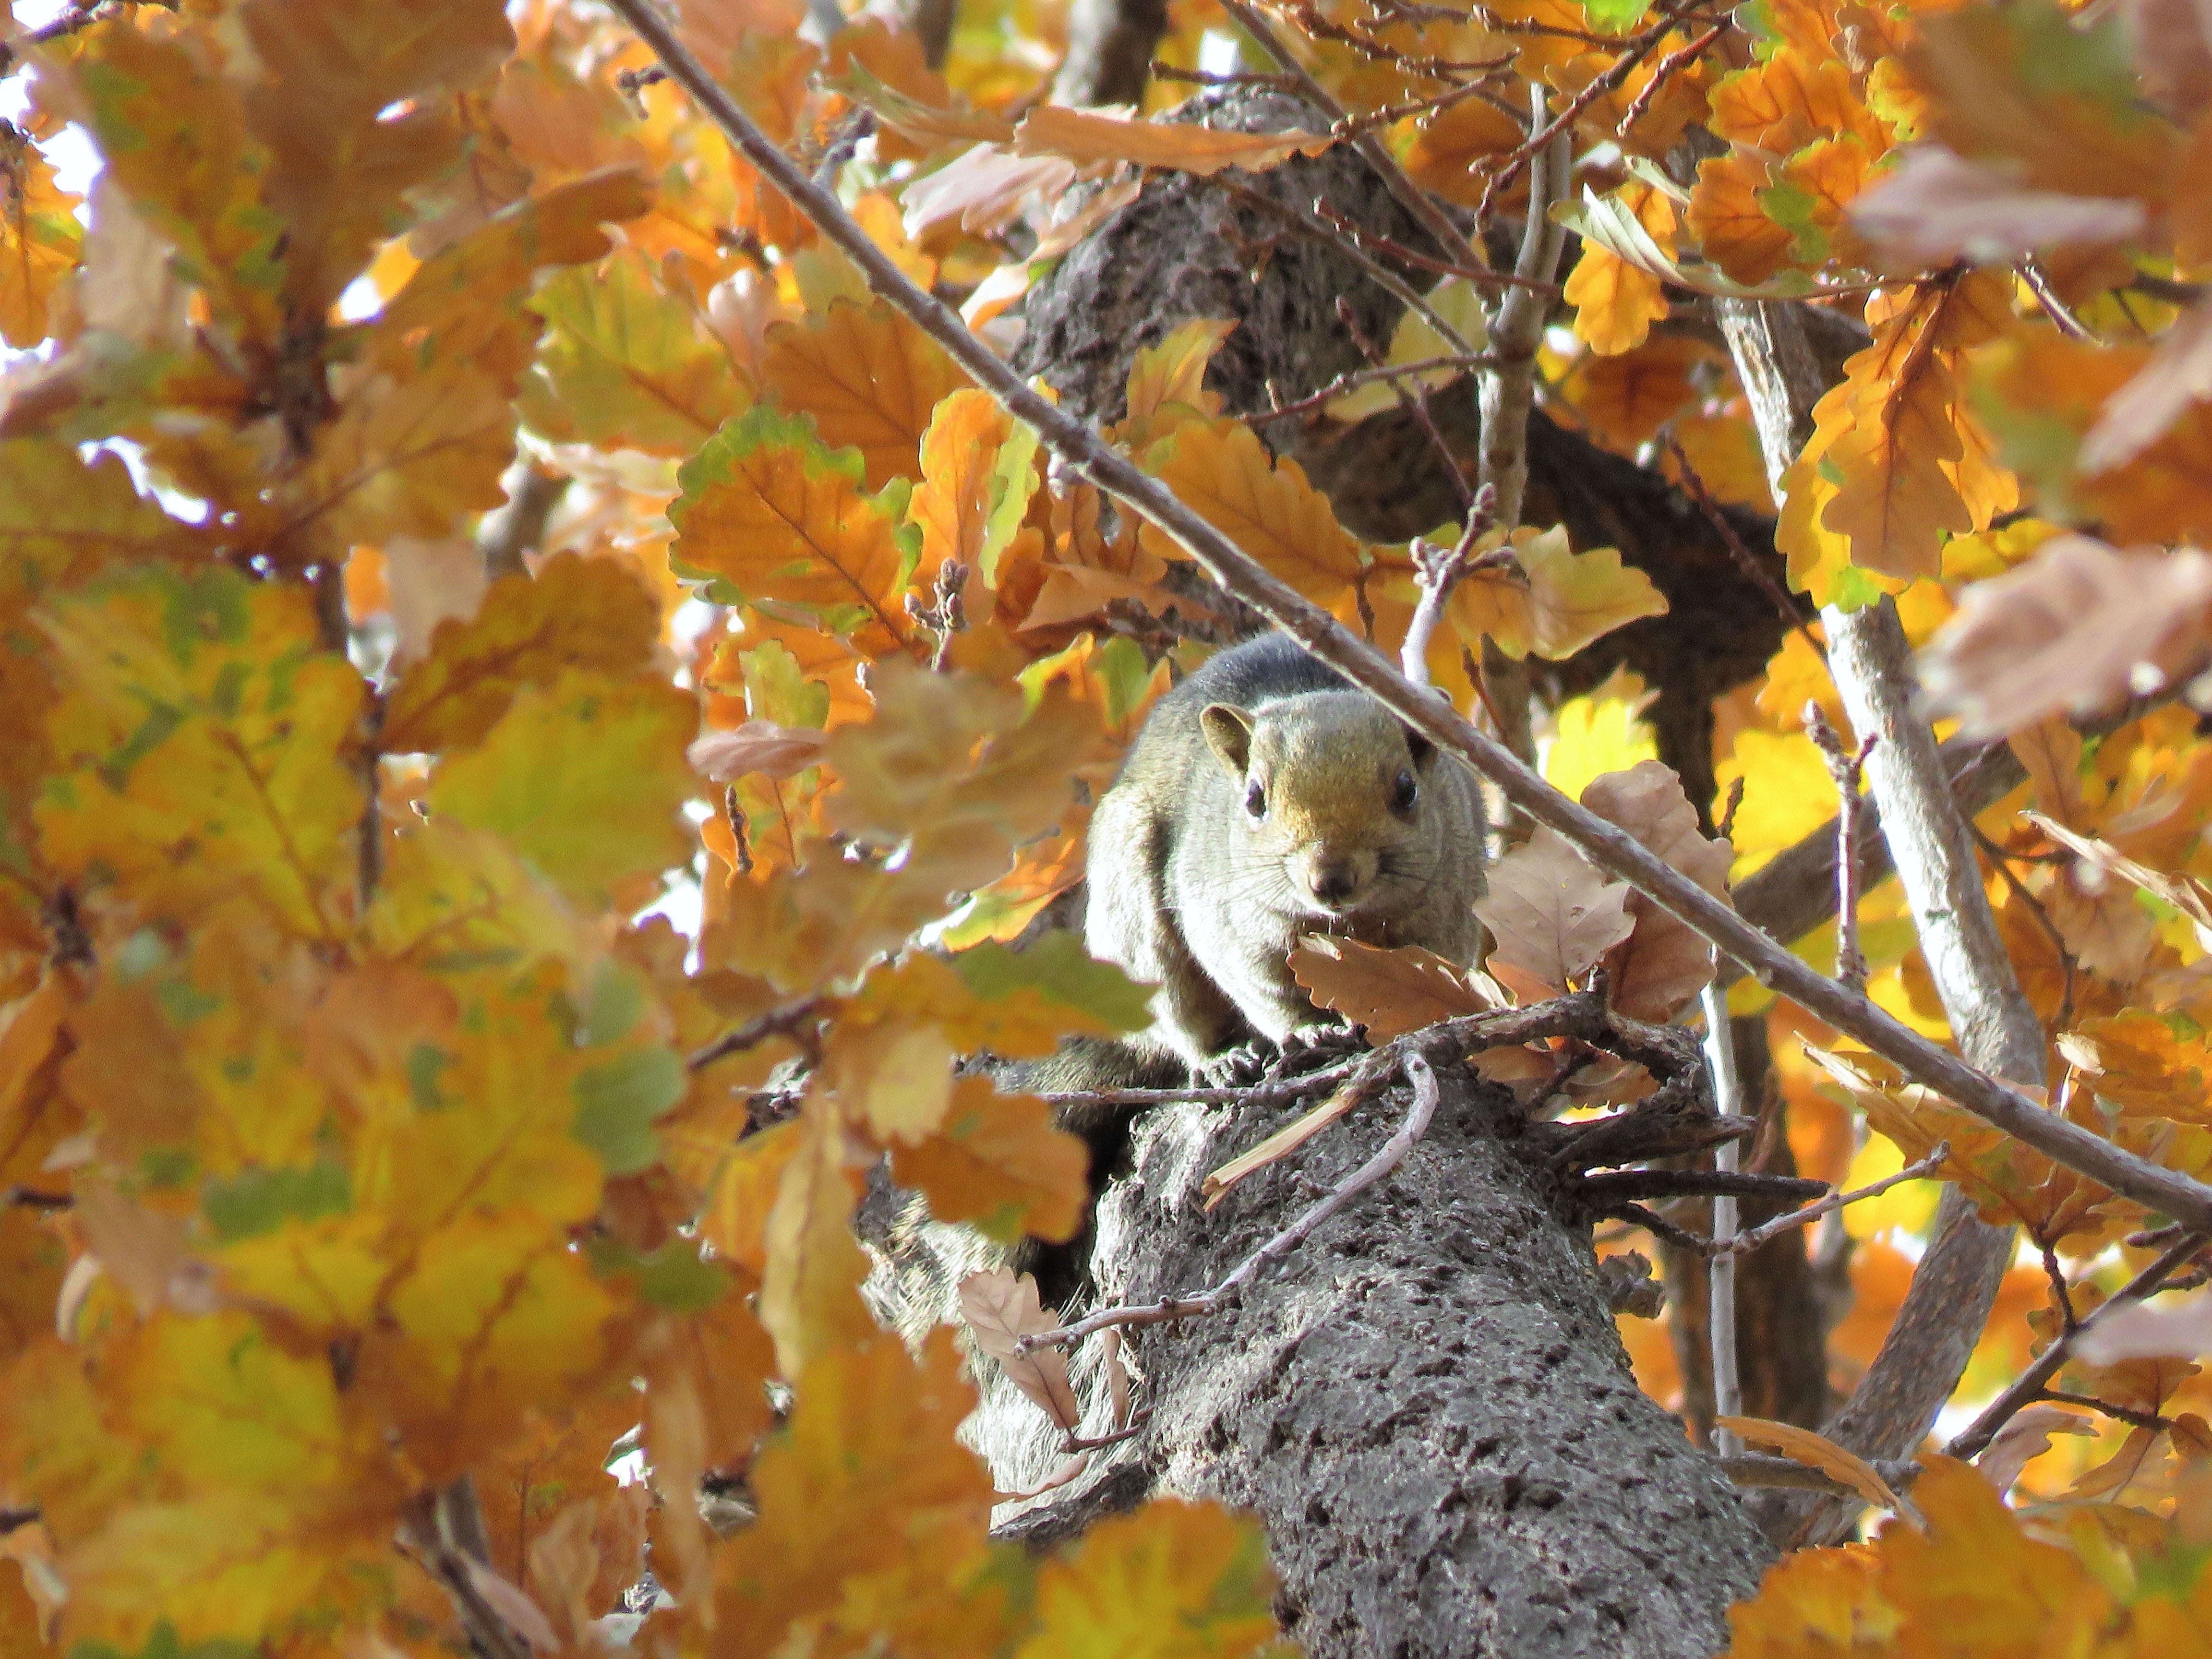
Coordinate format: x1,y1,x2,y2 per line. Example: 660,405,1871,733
1201,690,1444,919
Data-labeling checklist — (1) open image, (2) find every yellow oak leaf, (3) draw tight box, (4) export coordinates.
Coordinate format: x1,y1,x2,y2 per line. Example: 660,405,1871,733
1452,525,1667,661
759,297,971,491
891,1075,1089,1244
382,552,663,754
672,406,924,658
279,361,518,567
0,127,82,349
758,1104,875,1378
1817,272,2015,582
909,387,1042,592
1120,317,1234,442
427,668,697,911
712,1333,993,1651
1688,151,1792,287
824,658,1105,894
1012,1499,1282,1659
520,246,749,456
1138,417,1366,606
1559,335,1718,454
1398,95,1523,205
36,565,363,941
1565,182,1675,357
1708,48,1887,156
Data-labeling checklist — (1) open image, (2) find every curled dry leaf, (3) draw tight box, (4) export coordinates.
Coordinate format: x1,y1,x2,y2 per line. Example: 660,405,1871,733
1851,144,2146,266
1973,1404,2097,1496
997,1452,1091,1503
1919,534,2212,740
1718,1416,1906,1513
687,721,830,783
1203,1080,1362,1206
2027,810,2212,952
959,1267,1082,1431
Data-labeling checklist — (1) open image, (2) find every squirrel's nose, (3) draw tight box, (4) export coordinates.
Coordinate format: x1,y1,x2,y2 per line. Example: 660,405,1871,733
1308,858,1361,906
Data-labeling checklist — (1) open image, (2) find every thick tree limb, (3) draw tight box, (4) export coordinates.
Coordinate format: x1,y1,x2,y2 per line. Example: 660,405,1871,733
611,0,2212,1252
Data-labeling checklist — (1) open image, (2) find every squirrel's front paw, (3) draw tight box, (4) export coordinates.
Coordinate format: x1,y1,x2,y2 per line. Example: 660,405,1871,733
1278,1022,1367,1061
1199,1042,1273,1088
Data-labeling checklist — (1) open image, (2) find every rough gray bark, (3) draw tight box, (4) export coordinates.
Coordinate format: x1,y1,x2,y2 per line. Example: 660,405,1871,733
984,1065,1771,1659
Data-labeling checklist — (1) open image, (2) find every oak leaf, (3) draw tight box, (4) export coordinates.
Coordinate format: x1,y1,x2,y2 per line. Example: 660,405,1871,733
0,128,81,348
1852,143,2147,267
759,297,971,491
672,405,923,657
383,551,662,754
36,565,363,941
427,668,697,911
1564,181,1675,356
1138,417,1366,605
1012,1500,1281,1659
1471,829,1635,1001
1288,936,1503,1040
909,387,1041,591
892,1075,1089,1244
1581,762,1735,1023
958,1268,1079,1430
758,1106,874,1378
1918,535,2212,740
520,247,749,455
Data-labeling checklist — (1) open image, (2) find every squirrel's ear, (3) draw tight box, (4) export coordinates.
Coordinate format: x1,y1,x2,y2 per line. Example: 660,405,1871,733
1405,727,1437,770
1201,703,1255,777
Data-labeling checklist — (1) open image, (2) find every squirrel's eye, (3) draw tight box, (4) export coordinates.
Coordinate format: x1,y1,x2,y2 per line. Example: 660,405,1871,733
1243,780,1266,818
1390,769,1418,816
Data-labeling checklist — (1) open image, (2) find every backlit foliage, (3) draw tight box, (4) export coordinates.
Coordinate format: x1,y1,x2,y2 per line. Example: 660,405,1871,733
4,0,2212,1653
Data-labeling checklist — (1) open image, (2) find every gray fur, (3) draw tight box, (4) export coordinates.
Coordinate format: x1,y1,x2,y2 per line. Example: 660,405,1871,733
1086,633,1488,1077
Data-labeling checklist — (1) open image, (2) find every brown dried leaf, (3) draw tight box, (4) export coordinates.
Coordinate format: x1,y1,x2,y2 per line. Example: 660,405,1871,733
1919,534,2212,739
1203,1081,1360,1206
1852,144,2146,266
1581,763,1735,1022
1101,1328,1132,1432
688,721,830,783
959,1267,1081,1430
1288,935,1503,1041
2077,1295,2212,1365
1470,829,1635,999
2081,299,2212,473
2029,811,2212,952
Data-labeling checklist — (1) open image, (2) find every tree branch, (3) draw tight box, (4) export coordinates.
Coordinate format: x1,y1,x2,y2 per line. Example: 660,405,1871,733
606,0,2212,1239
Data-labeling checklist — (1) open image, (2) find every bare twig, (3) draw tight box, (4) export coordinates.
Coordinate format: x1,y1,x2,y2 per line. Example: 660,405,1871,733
1253,350,1502,422
1704,1143,1949,1259
1804,706,1875,992
1701,975,1745,1456
1660,435,1820,661
1336,295,1476,510
1478,83,1570,531
1150,62,1303,89
1480,0,1719,211
1946,1229,2209,1463
1400,497,1501,687
2016,259,2101,344
1212,0,1471,262
1019,1050,1447,1352
606,0,2212,1238
688,997,826,1072
2037,1390,2169,1432
1218,181,1482,361
1615,19,1730,138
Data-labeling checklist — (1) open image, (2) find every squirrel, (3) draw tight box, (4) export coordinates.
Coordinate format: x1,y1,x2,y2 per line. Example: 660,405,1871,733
1040,630,1489,1098
866,633,1491,1489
